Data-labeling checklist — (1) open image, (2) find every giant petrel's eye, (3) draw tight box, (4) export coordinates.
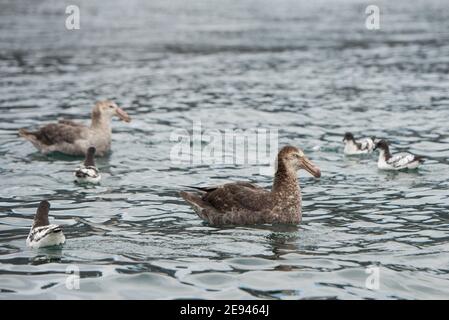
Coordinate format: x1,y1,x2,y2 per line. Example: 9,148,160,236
109,105,114,109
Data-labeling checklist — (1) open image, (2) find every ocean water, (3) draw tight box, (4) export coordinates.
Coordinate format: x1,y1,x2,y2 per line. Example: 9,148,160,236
1,0,449,299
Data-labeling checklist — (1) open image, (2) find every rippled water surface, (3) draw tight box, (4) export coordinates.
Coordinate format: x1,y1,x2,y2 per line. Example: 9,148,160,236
1,0,449,299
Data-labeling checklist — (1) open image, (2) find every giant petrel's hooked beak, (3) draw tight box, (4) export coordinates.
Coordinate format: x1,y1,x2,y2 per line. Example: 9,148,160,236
301,156,321,178
116,107,131,122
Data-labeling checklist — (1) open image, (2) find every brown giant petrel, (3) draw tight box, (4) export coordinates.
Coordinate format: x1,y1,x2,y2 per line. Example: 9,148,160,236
180,146,321,226
19,100,131,156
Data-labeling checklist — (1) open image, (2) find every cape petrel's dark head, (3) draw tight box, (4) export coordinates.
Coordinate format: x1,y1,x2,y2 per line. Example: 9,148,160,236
33,200,50,228
343,132,355,142
374,139,389,152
